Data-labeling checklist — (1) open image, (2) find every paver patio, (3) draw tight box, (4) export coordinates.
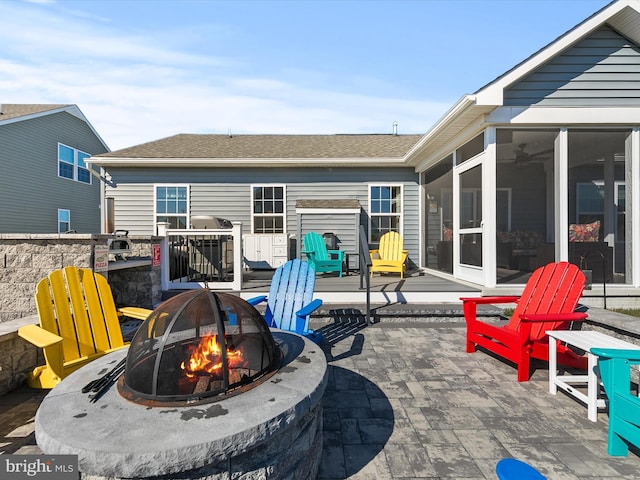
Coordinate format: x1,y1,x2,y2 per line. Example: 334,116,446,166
2,313,640,479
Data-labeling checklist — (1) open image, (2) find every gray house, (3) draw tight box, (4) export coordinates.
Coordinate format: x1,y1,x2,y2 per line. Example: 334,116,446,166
0,104,108,233
88,0,640,298
88,134,422,271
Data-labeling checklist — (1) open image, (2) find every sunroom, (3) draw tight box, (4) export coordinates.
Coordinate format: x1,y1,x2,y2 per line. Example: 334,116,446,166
419,127,634,289
407,0,640,298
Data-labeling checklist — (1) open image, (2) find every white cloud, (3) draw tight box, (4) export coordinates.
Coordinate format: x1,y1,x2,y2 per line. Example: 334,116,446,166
0,1,446,150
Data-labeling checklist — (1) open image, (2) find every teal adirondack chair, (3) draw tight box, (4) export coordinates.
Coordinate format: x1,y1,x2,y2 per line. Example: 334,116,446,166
247,259,323,343
301,231,344,277
591,347,640,456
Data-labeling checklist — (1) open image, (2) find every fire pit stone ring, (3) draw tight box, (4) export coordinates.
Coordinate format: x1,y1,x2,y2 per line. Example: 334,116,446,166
35,330,327,480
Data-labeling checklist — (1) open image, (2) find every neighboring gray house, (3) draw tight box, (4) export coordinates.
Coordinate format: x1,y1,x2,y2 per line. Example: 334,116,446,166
88,0,640,300
0,104,108,233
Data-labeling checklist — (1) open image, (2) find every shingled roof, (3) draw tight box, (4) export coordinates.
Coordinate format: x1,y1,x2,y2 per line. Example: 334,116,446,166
97,133,422,159
0,104,71,121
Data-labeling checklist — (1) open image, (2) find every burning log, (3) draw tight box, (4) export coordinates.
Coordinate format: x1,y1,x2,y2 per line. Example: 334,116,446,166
194,376,210,394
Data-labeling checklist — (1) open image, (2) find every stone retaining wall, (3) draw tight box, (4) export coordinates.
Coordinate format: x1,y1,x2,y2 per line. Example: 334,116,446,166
0,316,40,396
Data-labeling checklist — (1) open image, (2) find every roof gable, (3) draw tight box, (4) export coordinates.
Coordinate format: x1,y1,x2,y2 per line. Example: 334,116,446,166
0,103,109,151
477,0,640,105
504,25,640,106
0,104,71,121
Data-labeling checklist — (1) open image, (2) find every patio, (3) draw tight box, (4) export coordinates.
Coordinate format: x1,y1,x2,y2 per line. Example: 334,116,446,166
2,308,640,479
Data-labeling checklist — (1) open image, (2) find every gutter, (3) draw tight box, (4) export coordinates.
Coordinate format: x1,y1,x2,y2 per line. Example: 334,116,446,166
85,157,409,168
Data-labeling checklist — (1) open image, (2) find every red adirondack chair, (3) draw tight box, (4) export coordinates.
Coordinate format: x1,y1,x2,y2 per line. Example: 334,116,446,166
461,262,589,382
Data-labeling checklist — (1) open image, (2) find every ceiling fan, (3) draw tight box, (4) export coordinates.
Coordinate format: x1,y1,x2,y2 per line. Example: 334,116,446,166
500,143,552,166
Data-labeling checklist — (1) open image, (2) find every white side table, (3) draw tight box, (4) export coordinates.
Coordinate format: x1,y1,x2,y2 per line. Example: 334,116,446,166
546,330,640,422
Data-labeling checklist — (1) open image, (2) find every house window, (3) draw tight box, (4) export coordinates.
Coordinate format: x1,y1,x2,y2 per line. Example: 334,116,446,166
156,185,188,229
58,143,91,184
576,182,605,226
252,185,285,234
616,183,625,242
576,181,626,242
370,185,402,242
58,209,70,233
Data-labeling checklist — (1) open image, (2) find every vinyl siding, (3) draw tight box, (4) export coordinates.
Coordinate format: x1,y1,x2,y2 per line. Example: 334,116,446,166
0,112,105,233
504,26,640,106
105,184,156,234
104,167,420,262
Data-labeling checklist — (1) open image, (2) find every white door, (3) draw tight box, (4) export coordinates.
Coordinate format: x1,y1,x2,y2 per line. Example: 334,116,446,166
454,155,485,283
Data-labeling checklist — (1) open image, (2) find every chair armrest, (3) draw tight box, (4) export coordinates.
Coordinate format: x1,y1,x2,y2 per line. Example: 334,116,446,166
327,249,345,260
118,307,153,321
460,296,520,305
300,250,316,260
297,298,323,318
519,312,587,322
246,295,267,306
591,348,640,361
461,296,519,322
18,324,63,349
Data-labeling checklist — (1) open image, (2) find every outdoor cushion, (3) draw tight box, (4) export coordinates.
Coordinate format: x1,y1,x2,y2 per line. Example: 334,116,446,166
569,220,600,242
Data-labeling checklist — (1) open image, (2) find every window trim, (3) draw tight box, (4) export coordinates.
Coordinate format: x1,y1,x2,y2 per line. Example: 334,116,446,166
57,143,92,185
250,184,287,234
368,183,404,242
154,184,190,230
576,180,626,243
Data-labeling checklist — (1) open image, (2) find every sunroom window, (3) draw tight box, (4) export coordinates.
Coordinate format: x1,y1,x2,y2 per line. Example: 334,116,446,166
569,129,630,284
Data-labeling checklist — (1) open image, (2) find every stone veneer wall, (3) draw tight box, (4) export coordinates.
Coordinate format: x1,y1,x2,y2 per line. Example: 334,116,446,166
0,234,163,396
0,234,162,322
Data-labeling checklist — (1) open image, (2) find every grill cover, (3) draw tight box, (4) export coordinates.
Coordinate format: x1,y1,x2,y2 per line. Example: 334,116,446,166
119,290,280,405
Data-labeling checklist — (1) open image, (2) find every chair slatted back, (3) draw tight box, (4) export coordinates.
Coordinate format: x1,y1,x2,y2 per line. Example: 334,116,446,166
591,348,640,456
265,259,316,333
303,232,329,261
507,262,585,340
378,232,404,261
34,266,125,363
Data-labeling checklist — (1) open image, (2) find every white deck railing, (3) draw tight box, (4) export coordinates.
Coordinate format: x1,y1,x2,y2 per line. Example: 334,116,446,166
157,222,243,292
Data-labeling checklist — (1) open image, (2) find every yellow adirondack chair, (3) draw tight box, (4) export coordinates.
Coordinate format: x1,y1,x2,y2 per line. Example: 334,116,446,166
369,232,408,278
18,266,152,388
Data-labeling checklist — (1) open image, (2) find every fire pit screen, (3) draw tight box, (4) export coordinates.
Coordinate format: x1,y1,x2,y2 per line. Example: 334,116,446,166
119,290,281,406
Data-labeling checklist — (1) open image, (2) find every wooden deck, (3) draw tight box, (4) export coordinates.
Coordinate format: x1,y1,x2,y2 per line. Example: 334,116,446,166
238,268,481,304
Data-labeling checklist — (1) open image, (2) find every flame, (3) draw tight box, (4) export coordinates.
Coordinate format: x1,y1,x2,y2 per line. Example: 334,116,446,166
180,335,245,378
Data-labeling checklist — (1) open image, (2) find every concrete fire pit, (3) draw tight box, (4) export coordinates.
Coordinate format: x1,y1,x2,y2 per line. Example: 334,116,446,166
35,331,327,480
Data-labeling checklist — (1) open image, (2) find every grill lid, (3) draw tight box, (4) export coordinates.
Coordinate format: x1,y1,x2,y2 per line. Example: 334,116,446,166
119,290,280,406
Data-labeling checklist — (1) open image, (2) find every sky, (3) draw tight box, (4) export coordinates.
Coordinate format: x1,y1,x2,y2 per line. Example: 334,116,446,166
0,0,613,151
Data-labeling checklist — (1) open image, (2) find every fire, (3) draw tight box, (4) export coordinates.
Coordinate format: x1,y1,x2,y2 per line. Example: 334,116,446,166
180,335,245,378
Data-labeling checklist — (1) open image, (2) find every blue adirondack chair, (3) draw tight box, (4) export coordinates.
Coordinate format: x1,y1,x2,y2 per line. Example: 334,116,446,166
591,347,640,456
301,231,344,277
247,259,323,343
